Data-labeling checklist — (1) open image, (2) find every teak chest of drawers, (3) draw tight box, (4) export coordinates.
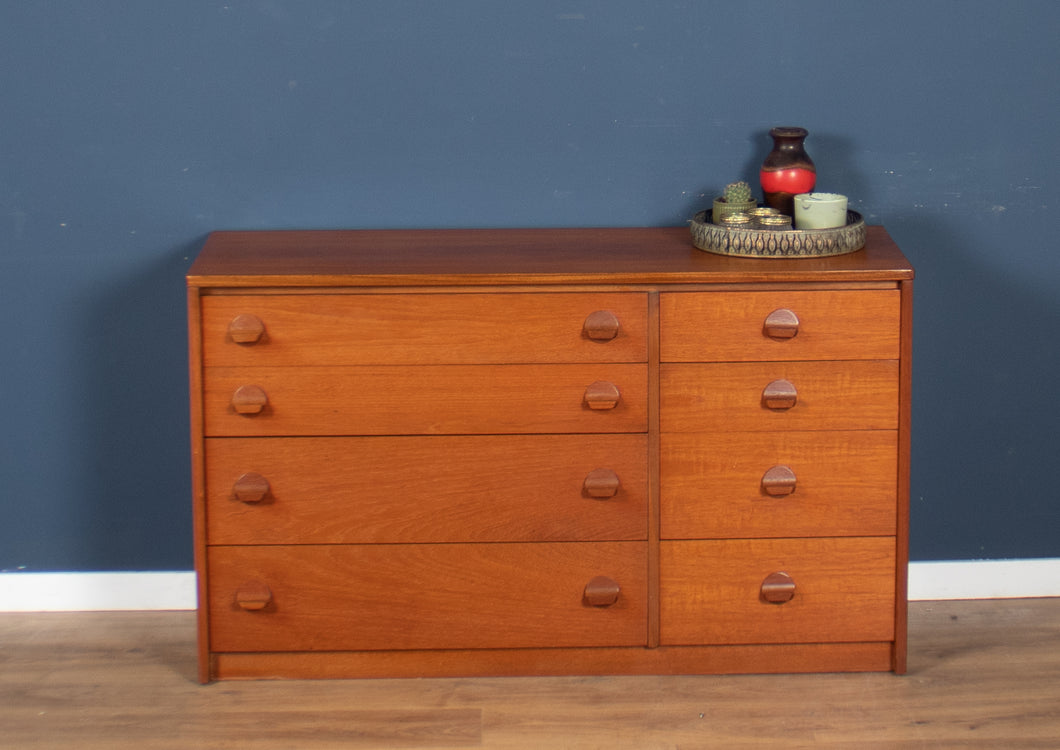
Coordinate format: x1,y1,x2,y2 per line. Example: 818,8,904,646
187,226,913,682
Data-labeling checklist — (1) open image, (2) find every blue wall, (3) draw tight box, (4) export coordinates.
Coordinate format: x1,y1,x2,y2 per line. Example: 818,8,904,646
2,1,1057,571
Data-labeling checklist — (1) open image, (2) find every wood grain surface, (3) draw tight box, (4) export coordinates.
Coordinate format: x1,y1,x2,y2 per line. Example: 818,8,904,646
207,542,648,651
659,289,901,362
660,430,897,539
1,599,1056,749
187,226,914,681
203,363,649,436
188,225,915,287
660,360,899,432
206,434,648,544
202,292,649,365
659,537,896,645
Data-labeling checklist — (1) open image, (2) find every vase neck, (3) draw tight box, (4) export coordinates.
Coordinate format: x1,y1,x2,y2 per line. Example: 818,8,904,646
769,126,808,152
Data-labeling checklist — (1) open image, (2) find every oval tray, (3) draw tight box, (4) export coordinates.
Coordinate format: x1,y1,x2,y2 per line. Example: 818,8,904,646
690,209,865,258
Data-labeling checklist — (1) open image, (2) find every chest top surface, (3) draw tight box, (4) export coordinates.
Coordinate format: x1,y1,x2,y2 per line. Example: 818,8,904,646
187,225,913,288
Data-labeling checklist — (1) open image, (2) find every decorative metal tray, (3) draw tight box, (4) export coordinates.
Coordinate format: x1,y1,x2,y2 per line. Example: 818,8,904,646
690,209,866,258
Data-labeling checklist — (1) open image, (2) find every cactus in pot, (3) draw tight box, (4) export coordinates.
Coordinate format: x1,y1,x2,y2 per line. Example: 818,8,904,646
723,181,753,204
712,180,757,224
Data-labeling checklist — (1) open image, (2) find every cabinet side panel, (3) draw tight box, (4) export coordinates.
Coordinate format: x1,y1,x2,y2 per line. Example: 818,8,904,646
186,286,210,683
894,279,914,673
647,291,661,648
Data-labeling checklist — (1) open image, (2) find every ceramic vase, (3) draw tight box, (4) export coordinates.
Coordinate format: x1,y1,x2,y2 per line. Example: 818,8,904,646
760,127,816,216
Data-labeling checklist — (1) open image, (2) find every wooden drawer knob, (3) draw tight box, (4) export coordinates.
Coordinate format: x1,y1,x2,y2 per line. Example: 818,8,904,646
583,468,621,498
231,385,268,415
760,572,796,604
763,308,799,339
583,310,621,341
228,314,266,344
584,381,621,410
583,575,621,607
232,472,271,504
761,465,797,497
762,379,797,410
235,582,272,611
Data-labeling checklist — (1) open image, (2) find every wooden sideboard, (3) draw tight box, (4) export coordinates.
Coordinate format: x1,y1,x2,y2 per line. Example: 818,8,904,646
187,226,913,682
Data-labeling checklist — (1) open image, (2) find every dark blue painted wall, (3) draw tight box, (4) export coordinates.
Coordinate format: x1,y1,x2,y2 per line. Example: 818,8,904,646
2,2,1057,571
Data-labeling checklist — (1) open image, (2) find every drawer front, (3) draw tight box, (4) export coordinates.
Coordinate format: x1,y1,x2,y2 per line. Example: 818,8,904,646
660,360,899,433
660,537,896,646
659,290,900,362
208,542,648,652
202,292,648,366
660,431,897,539
204,364,648,436
206,434,648,544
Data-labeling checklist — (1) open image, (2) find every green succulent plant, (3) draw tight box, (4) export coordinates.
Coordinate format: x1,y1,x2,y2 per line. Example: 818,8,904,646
722,181,753,204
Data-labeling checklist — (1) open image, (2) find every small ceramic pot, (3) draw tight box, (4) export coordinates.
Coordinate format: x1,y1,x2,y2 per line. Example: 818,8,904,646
793,193,848,229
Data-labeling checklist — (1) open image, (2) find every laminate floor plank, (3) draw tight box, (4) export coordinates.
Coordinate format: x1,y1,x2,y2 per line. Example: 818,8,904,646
1,599,1057,749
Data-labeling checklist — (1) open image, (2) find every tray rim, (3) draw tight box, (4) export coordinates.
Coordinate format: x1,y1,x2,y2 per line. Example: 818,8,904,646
690,209,866,258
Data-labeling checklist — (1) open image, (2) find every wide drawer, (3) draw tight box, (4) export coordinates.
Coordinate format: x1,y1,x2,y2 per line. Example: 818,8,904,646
660,537,896,645
660,360,899,432
206,434,648,544
208,542,648,652
660,431,897,539
203,364,648,436
201,292,648,366
660,290,901,362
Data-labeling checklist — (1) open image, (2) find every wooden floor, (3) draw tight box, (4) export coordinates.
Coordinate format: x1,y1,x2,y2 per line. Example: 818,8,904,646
1,599,1058,749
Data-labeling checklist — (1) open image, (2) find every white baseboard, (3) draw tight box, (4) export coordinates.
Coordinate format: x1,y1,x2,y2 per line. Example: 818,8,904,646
906,558,1060,601
0,571,197,612
1,560,1058,612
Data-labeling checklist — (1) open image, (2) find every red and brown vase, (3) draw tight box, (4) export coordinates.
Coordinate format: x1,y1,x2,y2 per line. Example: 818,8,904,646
760,127,816,216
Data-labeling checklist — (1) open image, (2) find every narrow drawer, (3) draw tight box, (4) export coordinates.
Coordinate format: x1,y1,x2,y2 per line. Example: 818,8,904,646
202,292,648,366
204,364,648,436
659,290,900,362
208,542,648,652
660,537,896,645
206,434,648,544
660,360,899,433
660,431,897,539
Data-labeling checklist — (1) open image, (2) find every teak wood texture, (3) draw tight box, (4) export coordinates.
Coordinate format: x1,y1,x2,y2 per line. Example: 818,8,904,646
187,225,914,682
206,434,649,544
208,542,649,652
